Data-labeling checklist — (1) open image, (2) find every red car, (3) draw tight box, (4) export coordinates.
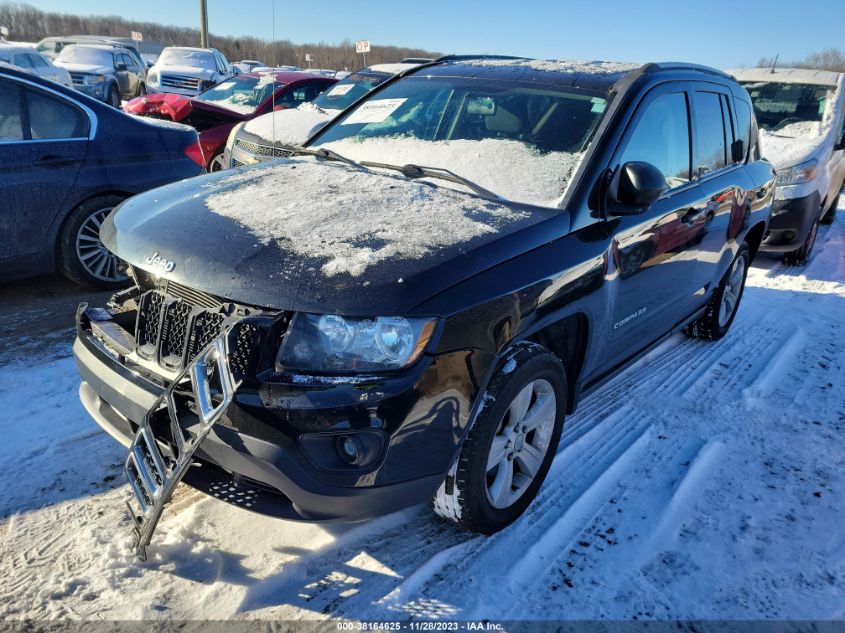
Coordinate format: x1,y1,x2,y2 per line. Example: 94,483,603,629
123,71,337,170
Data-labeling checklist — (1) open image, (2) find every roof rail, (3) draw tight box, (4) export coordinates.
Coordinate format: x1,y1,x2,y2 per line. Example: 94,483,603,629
433,54,528,64
644,61,732,79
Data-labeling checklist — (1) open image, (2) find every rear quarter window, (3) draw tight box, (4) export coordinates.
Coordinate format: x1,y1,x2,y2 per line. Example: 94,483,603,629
733,97,752,162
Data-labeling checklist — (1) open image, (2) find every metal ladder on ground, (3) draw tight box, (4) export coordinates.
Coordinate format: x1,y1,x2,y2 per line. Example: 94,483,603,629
124,330,241,561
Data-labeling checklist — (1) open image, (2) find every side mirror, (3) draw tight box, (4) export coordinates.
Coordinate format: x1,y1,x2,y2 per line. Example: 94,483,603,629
115,62,127,71
610,161,667,212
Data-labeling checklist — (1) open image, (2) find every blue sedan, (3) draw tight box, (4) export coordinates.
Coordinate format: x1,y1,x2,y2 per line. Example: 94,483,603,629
0,65,204,288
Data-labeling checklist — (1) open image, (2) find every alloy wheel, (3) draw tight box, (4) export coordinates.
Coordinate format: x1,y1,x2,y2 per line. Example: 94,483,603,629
208,154,226,172
485,378,557,509
75,207,127,283
718,253,746,327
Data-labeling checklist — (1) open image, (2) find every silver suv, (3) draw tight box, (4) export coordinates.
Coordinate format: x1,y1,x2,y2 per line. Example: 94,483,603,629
54,44,146,106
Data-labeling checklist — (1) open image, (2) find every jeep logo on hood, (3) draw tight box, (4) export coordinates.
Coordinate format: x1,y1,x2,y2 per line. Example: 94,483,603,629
144,251,176,273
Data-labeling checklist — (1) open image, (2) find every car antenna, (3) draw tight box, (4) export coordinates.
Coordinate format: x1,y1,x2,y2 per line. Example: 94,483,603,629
770,54,779,74
271,0,277,157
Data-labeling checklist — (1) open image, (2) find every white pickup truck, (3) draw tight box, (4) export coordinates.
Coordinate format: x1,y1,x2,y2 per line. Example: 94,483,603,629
731,67,845,264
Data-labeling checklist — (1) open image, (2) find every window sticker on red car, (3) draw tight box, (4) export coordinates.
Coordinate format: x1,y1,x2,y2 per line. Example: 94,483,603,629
342,98,407,124
328,83,355,97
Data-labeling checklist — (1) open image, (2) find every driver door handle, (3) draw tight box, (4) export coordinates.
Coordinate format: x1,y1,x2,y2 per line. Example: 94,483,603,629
32,154,82,167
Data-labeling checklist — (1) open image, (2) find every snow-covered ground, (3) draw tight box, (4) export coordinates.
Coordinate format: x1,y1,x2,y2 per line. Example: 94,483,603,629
1,200,845,621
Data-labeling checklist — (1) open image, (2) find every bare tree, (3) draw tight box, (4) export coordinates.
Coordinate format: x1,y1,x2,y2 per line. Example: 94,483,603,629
0,2,441,70
758,48,845,73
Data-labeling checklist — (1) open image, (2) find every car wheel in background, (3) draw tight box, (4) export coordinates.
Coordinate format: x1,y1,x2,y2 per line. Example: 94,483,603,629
106,84,120,108
58,195,130,289
784,214,820,265
137,83,146,98
686,244,750,341
820,182,842,225
432,344,566,534
208,151,226,172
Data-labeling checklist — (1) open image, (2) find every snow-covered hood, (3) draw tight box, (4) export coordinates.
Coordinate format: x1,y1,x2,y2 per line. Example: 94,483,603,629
100,158,548,315
152,64,216,80
54,62,111,75
758,121,829,169
241,105,337,147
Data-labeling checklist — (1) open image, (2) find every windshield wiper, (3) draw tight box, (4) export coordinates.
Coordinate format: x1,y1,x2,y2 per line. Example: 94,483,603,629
359,161,503,201
291,147,368,171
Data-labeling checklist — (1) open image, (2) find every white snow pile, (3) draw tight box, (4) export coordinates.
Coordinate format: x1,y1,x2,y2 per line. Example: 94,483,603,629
472,58,640,76
322,136,584,207
243,105,334,146
203,158,529,277
137,117,195,132
758,120,827,167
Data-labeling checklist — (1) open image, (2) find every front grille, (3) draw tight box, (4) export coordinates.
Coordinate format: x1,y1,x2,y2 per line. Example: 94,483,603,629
69,73,85,85
160,74,201,91
133,288,276,376
235,138,293,158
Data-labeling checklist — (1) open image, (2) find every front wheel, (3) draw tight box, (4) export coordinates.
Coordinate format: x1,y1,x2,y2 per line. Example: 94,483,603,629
106,84,120,108
686,245,749,341
137,83,147,98
208,150,227,172
784,214,820,265
58,195,130,289
820,183,842,225
432,345,566,534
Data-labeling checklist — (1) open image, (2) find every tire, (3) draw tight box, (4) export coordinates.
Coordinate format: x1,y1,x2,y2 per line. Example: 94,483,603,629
820,183,842,225
58,195,130,289
432,344,567,534
208,150,227,172
106,84,120,108
784,213,820,265
137,83,147,98
686,245,750,341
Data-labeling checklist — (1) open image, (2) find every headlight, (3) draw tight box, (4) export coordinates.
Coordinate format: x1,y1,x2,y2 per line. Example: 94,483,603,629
276,313,437,373
84,74,105,85
776,158,818,187
148,72,159,84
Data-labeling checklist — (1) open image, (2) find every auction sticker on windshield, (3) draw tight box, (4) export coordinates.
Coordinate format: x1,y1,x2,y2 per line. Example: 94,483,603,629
342,98,407,124
328,83,355,97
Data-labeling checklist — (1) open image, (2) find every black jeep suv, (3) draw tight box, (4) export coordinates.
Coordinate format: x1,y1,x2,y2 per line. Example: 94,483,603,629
73,57,774,554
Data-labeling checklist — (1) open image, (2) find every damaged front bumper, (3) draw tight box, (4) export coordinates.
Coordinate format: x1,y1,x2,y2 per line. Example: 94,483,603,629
74,298,492,544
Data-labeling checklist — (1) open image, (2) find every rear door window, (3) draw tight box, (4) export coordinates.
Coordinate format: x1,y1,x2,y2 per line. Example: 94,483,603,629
618,90,691,189
733,97,752,162
26,89,88,140
0,79,25,140
692,91,727,177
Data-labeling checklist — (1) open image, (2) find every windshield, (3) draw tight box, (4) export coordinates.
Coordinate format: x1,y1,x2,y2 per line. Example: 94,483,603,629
195,74,282,113
740,81,834,135
159,49,215,69
312,75,609,207
56,46,113,67
311,71,391,111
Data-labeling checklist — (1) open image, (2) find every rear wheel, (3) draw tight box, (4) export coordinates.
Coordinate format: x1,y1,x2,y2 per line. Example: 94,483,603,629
58,195,129,289
432,345,566,534
686,245,749,341
784,214,820,265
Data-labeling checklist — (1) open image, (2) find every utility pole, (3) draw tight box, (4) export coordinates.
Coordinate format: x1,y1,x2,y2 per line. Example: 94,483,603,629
199,0,209,48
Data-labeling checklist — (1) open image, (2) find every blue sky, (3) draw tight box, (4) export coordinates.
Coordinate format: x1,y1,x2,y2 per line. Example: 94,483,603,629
21,0,845,69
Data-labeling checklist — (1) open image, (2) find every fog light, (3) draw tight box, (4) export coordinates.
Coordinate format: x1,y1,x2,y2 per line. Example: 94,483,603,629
784,230,795,241
337,435,360,464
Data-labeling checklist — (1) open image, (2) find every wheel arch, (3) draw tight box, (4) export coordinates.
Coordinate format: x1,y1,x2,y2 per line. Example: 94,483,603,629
744,220,767,262
52,190,132,261
524,313,589,414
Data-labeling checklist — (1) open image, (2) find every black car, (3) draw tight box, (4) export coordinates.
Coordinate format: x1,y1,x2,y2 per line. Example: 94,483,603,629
0,65,204,288
73,57,774,558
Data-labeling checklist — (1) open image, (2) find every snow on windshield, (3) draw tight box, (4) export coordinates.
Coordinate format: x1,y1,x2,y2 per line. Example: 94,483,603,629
203,158,528,277
159,49,214,69
56,46,113,67
195,75,282,113
243,106,334,146
321,137,584,207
